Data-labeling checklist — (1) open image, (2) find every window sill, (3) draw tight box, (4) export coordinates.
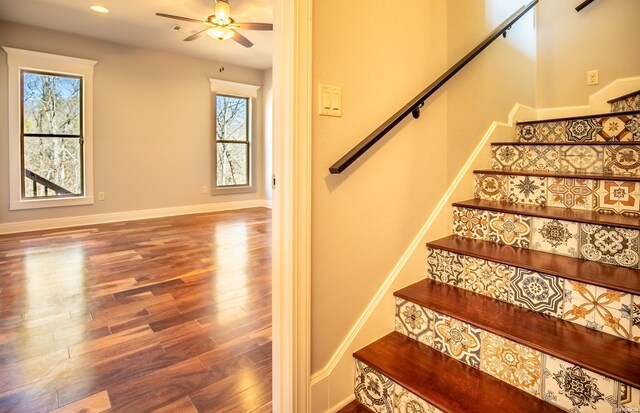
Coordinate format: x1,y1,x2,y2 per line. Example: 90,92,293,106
10,195,94,211
211,185,257,196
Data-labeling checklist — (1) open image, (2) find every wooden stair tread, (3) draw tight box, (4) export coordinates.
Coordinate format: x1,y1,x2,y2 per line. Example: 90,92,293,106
608,90,640,103
427,235,640,295
492,141,640,146
395,279,640,388
354,332,564,413
336,400,372,413
516,109,640,125
454,198,640,230
473,168,640,182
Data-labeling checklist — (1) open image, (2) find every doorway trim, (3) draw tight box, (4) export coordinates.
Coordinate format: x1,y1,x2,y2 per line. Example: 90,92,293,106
272,0,312,411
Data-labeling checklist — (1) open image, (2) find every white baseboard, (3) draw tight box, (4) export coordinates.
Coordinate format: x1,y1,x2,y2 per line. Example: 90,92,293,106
527,76,640,120
0,199,272,235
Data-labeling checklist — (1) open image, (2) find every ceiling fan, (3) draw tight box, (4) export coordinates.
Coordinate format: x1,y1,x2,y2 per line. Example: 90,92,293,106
156,0,272,48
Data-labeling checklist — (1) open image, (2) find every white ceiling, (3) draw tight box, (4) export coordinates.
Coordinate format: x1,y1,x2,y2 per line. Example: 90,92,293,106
0,0,273,70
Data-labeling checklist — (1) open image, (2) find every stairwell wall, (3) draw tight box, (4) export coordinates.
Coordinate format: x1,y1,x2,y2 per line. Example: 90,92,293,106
535,0,640,108
310,0,537,410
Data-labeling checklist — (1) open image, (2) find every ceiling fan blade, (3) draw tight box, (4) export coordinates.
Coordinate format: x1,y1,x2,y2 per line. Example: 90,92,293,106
235,22,273,31
231,30,254,48
184,29,209,41
156,13,206,24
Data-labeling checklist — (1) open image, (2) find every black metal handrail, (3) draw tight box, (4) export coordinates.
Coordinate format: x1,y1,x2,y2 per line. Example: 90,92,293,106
576,0,596,12
329,0,539,174
25,169,73,196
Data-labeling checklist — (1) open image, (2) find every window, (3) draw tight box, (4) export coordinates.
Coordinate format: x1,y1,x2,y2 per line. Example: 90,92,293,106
210,79,260,194
21,70,84,199
216,94,250,187
4,47,96,210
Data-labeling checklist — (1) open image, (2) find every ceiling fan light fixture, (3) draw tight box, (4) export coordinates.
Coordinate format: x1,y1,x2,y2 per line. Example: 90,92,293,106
207,27,234,40
214,0,231,24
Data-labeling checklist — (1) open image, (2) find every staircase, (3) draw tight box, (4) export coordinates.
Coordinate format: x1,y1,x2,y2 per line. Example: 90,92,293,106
340,90,640,413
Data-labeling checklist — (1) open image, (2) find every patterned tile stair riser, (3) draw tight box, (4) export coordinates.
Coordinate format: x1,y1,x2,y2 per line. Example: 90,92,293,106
354,360,443,413
491,144,640,176
452,206,640,268
394,297,640,413
611,94,640,113
474,173,640,217
515,112,640,143
425,247,640,342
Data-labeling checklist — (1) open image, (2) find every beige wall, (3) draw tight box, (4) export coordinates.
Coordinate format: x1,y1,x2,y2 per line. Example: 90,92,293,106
0,21,269,225
311,0,536,381
536,0,640,107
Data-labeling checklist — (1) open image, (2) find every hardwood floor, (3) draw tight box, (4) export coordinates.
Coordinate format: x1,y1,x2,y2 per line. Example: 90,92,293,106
0,208,272,412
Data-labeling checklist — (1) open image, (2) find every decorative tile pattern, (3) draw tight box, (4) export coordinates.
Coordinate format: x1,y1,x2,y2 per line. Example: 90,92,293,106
516,115,640,142
487,212,531,247
594,180,640,217
355,360,394,413
521,146,560,172
462,256,513,301
433,313,482,368
560,145,603,173
480,333,542,396
604,146,640,175
579,224,640,268
509,268,565,316
517,122,567,143
474,174,508,202
632,296,639,343
541,355,618,412
611,94,640,112
452,207,489,240
531,218,579,257
547,178,594,210
395,298,435,346
508,175,547,206
393,385,443,413
598,116,633,141
426,248,464,287
566,118,603,143
562,281,632,338
492,145,524,171
619,384,640,409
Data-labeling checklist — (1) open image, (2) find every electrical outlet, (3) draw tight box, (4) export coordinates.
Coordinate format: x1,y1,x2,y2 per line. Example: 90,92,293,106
587,70,599,86
201,185,208,194
98,192,105,201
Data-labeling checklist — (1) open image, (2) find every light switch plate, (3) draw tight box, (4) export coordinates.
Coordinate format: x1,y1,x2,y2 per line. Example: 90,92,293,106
319,84,342,117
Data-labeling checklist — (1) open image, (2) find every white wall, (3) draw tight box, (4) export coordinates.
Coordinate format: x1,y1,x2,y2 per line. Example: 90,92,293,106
263,68,273,201
0,21,271,226
536,0,640,107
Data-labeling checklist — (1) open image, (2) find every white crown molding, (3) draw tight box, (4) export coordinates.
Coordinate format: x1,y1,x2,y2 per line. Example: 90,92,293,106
210,78,261,98
3,46,98,67
0,199,272,235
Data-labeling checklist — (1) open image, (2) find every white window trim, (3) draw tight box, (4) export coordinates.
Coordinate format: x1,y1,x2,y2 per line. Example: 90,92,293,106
3,47,97,210
210,79,260,195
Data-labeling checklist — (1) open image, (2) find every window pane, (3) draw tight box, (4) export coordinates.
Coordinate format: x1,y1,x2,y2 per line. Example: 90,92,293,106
216,95,248,142
23,136,82,197
217,142,248,186
22,71,81,135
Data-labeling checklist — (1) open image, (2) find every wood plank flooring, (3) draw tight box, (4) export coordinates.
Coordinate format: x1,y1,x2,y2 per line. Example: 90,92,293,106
0,208,272,412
